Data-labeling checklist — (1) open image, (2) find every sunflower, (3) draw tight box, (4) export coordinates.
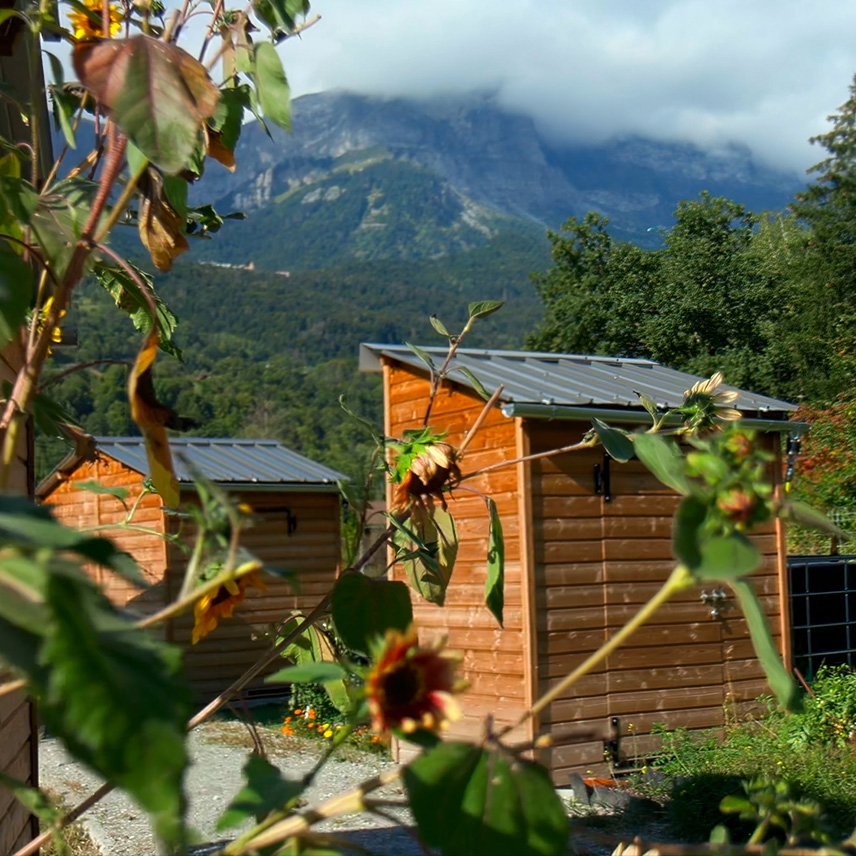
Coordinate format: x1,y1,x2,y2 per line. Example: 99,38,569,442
366,626,466,735
68,0,123,40
191,570,266,644
679,372,742,432
392,441,460,511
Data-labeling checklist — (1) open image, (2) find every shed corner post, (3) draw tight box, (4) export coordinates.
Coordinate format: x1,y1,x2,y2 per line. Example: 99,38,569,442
772,436,793,673
515,416,540,750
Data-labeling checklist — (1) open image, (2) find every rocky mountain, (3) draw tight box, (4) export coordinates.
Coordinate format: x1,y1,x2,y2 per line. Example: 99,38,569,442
192,90,804,268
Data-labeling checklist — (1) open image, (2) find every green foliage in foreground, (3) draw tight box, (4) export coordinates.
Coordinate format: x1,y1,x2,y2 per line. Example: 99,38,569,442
637,671,856,842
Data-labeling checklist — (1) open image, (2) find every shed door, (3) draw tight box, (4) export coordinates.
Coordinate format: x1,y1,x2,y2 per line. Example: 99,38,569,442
602,457,727,766
530,426,730,778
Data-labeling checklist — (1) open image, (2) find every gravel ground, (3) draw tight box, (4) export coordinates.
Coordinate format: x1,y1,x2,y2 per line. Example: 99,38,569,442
40,722,667,856
39,721,425,856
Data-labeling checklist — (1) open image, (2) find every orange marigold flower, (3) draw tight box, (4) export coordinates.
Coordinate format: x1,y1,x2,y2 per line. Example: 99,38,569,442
366,626,466,735
191,570,266,645
281,725,294,736
307,722,315,729
294,709,303,715
68,0,122,40
284,717,292,724
307,709,316,719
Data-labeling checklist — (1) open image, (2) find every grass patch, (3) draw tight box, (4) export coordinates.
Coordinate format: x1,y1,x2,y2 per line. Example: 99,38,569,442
40,789,100,856
632,676,856,844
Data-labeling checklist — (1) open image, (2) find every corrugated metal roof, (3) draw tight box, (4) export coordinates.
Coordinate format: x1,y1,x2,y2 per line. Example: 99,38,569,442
94,437,346,487
359,344,796,414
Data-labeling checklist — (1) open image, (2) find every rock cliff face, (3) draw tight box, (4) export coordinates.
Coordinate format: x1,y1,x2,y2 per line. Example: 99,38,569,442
194,90,803,264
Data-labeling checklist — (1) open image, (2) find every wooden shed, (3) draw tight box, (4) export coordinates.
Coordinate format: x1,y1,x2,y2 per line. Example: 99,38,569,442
38,436,345,702
0,341,38,854
360,344,798,780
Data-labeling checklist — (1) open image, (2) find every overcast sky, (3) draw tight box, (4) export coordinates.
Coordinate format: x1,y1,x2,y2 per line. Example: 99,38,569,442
271,0,856,175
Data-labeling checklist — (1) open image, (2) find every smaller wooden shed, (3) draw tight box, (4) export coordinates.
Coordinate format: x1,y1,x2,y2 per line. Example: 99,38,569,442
361,344,798,780
39,437,345,701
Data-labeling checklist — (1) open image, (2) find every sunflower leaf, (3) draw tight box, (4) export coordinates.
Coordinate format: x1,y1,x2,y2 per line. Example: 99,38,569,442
218,755,303,830
405,742,568,856
331,573,412,655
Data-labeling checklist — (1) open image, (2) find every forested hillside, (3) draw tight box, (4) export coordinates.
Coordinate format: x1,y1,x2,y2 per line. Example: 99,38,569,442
37,230,549,480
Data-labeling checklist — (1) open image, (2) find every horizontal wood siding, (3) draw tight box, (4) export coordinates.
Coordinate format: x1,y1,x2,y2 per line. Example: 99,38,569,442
386,363,527,757
167,490,341,701
43,456,168,620
529,422,787,781
529,422,609,775
0,345,37,851
42,456,341,702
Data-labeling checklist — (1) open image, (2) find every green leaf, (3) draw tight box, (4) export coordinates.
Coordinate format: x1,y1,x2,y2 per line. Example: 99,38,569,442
209,85,249,154
39,574,192,846
405,742,568,856
265,662,347,684
253,42,291,131
719,795,754,815
0,612,44,675
636,391,661,422
73,36,219,175
331,573,412,655
779,500,850,539
452,366,492,401
405,341,436,372
430,314,450,337
398,508,458,606
0,241,33,349
729,578,802,712
468,300,504,319
694,534,761,582
49,85,78,149
591,417,634,463
218,755,303,830
672,496,706,568
485,498,505,627
0,772,59,823
633,432,691,495
94,262,182,359
253,0,310,38
74,480,131,506
710,824,732,844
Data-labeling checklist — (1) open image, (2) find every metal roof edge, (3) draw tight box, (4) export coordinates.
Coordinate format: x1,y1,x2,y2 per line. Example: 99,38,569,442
500,402,808,434
359,342,660,367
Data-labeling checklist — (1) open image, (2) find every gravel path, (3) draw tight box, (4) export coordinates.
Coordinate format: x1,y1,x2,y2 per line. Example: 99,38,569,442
40,721,663,856
39,721,426,856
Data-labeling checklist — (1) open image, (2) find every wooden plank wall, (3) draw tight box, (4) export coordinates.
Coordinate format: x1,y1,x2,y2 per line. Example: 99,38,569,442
44,456,169,620
385,363,529,758
167,490,342,701
0,342,38,852
529,422,787,782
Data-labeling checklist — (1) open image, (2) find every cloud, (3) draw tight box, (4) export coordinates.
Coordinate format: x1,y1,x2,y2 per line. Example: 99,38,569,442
280,0,856,173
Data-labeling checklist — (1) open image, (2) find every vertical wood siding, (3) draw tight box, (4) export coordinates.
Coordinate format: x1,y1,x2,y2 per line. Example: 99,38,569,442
0,343,38,850
385,364,529,758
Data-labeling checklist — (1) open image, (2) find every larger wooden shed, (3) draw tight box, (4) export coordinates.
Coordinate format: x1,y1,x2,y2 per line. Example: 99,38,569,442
361,344,798,780
39,437,345,702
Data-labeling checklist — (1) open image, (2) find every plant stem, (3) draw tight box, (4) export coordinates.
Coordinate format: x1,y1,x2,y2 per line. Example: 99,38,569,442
223,767,401,855
502,563,695,736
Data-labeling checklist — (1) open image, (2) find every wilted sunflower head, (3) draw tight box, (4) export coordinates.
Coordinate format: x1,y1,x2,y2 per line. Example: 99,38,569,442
679,372,742,433
389,429,460,511
366,626,466,735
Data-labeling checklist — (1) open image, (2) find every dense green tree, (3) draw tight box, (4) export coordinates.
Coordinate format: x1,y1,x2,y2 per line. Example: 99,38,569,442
527,194,793,396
